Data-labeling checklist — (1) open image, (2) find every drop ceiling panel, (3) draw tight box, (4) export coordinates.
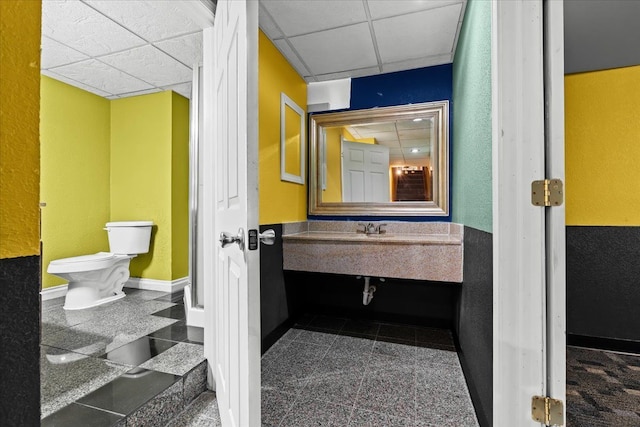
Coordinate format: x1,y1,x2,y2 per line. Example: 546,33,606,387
273,39,310,77
397,120,432,130
109,87,162,100
162,82,193,99
258,5,284,40
41,36,89,69
398,129,429,139
373,4,461,63
367,0,461,19
403,139,431,149
261,0,367,37
85,0,204,42
259,0,465,83
351,123,397,134
51,59,154,94
42,0,146,56
154,32,203,68
290,23,377,75
99,45,192,87
41,69,112,97
314,66,381,82
381,54,452,73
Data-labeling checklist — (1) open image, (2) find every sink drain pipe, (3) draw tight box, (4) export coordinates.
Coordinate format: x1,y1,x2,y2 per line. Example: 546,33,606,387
358,276,384,305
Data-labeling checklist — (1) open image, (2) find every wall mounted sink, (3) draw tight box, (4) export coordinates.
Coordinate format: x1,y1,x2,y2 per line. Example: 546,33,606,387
282,221,463,283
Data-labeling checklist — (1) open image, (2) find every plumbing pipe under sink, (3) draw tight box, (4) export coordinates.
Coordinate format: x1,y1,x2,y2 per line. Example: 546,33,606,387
358,276,385,305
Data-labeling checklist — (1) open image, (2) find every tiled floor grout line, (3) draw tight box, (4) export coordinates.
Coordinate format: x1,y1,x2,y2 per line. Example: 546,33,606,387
259,317,479,427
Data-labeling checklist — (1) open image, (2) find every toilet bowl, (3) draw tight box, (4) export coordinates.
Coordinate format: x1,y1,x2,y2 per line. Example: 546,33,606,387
47,221,153,310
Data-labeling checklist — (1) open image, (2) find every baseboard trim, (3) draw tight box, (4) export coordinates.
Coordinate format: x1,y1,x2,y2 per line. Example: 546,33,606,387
125,276,188,293
568,334,640,355
184,284,205,328
41,284,68,301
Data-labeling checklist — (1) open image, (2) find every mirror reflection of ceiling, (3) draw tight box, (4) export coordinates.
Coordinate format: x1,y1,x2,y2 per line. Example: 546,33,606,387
259,0,466,82
345,118,433,166
40,0,215,99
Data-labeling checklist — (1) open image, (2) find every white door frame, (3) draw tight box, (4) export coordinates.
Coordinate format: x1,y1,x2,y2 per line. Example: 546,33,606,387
543,0,566,414
492,1,549,425
202,25,217,389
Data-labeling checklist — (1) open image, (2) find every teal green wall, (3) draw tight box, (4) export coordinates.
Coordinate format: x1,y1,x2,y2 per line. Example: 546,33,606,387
452,0,492,232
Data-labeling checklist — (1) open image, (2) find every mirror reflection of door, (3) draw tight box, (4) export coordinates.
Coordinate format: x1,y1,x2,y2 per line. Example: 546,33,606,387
341,138,390,202
323,116,435,203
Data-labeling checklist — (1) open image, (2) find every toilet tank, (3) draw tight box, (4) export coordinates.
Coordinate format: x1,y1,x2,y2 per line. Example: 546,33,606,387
105,221,154,255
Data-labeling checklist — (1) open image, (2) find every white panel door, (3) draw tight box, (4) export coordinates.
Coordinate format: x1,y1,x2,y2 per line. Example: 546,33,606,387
341,139,390,202
493,1,566,424
203,0,260,426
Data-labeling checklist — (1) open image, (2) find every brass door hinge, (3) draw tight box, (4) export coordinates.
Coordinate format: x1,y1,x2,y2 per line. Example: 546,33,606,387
532,179,563,207
532,395,564,425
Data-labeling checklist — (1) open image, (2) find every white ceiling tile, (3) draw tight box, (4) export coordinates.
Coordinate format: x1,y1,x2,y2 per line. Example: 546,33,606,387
403,139,431,149
41,69,113,97
85,0,206,42
397,119,432,130
261,0,367,36
42,0,145,56
373,4,462,64
381,54,453,73
116,88,163,98
155,32,203,68
99,45,192,87
313,66,381,82
367,0,462,20
273,39,310,78
106,95,120,100
259,4,284,40
163,82,193,99
51,59,154,94
291,23,377,76
41,36,90,69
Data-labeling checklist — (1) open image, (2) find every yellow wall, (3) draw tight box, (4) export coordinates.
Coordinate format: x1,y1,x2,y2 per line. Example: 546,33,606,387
343,128,376,145
40,77,111,287
259,30,307,224
0,0,41,259
323,127,344,203
111,91,189,281
566,65,640,225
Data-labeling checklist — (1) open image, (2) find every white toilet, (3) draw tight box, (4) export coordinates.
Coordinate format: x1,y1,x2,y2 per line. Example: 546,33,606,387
47,221,154,310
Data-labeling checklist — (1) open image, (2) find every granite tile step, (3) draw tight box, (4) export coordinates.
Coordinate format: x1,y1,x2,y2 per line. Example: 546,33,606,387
42,361,208,427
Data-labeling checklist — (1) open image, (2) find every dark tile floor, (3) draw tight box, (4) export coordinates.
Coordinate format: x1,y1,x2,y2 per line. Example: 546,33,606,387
567,346,640,426
171,314,478,426
259,315,479,427
40,288,206,426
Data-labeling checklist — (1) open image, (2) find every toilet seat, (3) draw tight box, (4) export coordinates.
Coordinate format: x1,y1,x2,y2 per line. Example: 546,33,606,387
47,252,129,274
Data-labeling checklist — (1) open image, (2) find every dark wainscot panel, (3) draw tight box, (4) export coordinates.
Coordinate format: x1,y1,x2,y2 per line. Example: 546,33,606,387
0,255,41,425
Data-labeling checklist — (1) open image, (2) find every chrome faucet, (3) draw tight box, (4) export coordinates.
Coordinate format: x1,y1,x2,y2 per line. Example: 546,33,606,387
358,222,387,235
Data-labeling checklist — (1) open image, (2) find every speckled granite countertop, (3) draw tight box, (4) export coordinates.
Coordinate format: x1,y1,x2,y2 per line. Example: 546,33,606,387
282,231,462,245
282,221,464,282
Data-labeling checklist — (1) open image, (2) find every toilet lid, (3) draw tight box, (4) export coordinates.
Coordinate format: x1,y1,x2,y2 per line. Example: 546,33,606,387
50,252,116,265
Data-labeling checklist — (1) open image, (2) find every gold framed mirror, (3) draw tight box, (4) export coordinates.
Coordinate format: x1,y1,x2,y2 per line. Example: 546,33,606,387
309,100,449,217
